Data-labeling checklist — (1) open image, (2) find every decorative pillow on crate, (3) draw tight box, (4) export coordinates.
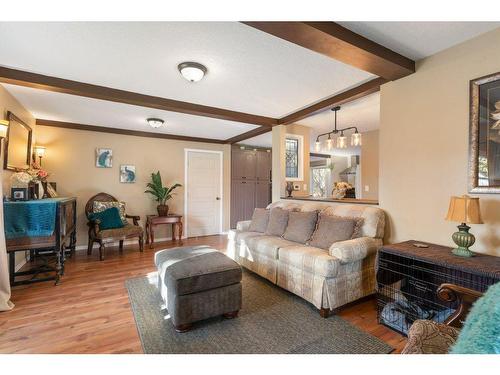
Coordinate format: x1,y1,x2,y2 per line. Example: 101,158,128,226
309,214,363,250
89,207,125,230
265,207,289,237
283,210,318,244
247,208,270,233
93,201,127,225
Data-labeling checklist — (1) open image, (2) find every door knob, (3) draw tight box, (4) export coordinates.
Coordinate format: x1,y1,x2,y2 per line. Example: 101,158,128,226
216,197,221,200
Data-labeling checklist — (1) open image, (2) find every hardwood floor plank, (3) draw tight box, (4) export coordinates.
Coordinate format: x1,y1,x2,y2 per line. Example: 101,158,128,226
0,235,406,353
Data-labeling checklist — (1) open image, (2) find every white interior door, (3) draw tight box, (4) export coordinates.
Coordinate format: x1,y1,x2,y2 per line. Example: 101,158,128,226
185,150,222,237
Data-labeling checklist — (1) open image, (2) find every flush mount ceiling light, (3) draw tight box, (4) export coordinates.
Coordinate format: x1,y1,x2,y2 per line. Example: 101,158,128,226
178,61,207,82
147,118,164,129
314,106,362,151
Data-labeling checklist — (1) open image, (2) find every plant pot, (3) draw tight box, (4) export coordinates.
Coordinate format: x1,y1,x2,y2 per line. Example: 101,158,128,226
157,204,169,216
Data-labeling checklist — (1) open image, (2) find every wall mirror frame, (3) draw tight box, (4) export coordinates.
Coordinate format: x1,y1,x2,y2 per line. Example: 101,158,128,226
3,111,33,171
469,71,500,194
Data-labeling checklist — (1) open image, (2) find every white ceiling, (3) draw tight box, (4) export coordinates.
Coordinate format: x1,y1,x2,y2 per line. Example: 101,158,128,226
339,22,499,60
4,84,258,140
0,22,374,118
1,22,498,143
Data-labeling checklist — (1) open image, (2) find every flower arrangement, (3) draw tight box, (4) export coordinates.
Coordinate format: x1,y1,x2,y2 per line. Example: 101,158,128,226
27,162,50,182
332,181,353,199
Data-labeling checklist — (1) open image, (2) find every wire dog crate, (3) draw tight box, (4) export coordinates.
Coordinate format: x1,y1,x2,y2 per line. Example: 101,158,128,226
376,241,500,336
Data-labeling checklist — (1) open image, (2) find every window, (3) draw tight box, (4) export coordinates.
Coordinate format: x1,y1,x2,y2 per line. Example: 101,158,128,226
285,138,299,178
311,167,329,197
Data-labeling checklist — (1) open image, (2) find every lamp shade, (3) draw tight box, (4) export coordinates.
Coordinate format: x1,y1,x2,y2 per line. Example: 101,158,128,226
33,145,46,158
445,195,483,224
0,119,9,138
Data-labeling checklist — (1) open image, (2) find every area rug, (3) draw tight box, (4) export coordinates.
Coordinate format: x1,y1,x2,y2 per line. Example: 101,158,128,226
125,270,393,354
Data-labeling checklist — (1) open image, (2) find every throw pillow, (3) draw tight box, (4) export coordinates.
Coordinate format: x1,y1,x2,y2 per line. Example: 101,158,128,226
88,207,125,230
265,207,289,236
283,210,318,244
450,282,500,354
309,214,363,250
248,208,270,233
93,201,127,225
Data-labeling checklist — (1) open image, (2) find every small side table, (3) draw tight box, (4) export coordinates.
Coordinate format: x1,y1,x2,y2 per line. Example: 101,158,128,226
145,214,183,249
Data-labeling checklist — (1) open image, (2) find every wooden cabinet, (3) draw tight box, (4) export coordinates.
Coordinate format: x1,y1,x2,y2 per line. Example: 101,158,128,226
232,149,257,180
230,147,272,228
255,180,271,209
256,151,272,180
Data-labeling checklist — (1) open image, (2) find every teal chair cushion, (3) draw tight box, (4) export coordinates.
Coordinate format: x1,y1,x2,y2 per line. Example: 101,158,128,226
450,282,500,354
89,207,125,230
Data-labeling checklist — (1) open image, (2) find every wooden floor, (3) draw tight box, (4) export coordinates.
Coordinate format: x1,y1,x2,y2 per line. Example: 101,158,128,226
0,235,406,354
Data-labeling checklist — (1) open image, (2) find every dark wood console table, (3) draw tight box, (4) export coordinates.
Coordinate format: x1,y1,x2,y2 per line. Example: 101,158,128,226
5,197,77,286
145,214,183,249
376,240,500,335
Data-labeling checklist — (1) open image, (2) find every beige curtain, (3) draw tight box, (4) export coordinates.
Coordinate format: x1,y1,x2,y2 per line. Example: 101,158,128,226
0,166,14,311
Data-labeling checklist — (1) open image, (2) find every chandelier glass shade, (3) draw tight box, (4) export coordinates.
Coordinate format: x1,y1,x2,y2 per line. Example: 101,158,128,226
314,106,361,151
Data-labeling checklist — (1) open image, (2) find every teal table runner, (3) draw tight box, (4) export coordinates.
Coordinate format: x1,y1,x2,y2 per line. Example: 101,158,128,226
3,198,66,240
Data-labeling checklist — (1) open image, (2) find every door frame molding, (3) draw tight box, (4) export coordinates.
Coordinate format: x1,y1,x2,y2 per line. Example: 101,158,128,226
184,148,224,238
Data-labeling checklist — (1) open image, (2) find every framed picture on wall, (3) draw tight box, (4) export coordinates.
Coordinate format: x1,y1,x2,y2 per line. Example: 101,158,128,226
96,148,112,168
120,165,136,183
469,71,500,193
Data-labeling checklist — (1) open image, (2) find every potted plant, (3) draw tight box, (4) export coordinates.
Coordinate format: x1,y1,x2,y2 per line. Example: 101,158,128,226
145,171,181,216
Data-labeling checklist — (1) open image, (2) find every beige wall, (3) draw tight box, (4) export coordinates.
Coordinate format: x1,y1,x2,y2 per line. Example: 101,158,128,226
271,124,311,201
360,130,379,200
1,84,37,268
35,125,231,248
380,27,500,256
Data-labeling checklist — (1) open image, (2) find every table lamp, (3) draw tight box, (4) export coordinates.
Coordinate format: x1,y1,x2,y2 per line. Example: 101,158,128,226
445,195,483,257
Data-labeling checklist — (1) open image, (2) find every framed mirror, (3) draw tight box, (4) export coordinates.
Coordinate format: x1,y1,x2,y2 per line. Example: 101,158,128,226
4,111,32,171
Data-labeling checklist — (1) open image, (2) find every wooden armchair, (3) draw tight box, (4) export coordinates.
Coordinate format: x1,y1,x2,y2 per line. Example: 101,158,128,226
85,193,144,261
401,283,483,354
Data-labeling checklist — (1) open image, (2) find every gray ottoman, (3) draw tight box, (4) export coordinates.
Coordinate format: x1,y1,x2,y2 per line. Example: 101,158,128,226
154,246,242,332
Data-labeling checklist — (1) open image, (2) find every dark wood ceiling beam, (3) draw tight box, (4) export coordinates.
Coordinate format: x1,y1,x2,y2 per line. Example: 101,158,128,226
225,126,272,144
279,77,385,125
36,119,226,144
242,22,415,81
1,66,278,127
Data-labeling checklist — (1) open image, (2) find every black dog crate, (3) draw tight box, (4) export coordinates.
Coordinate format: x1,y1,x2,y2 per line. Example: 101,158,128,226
376,241,500,336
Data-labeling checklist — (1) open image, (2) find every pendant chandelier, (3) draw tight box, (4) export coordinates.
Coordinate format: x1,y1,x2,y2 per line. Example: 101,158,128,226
314,106,361,151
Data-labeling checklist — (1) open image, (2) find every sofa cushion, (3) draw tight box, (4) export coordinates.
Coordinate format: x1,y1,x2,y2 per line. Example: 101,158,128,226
309,214,362,250
248,208,270,233
265,207,289,236
96,223,143,239
234,230,265,244
246,235,297,259
278,245,339,277
322,205,384,239
283,211,318,244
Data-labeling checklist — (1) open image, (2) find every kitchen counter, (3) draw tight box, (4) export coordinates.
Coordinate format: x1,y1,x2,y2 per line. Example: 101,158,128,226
280,196,379,205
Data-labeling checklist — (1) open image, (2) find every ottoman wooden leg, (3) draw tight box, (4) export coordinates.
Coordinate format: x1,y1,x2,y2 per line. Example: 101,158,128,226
223,310,239,319
174,323,193,333
319,307,331,318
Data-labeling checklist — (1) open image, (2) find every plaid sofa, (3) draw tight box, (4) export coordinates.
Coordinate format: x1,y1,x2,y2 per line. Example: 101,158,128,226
227,200,385,313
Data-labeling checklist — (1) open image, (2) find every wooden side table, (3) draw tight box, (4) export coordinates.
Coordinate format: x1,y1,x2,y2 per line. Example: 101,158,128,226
145,214,183,249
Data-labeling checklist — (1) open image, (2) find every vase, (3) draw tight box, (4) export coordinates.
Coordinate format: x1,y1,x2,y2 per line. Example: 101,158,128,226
41,181,49,199
285,182,294,198
157,204,169,216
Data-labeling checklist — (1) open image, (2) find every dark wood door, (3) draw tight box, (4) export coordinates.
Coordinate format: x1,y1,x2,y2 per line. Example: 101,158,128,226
255,181,271,208
230,179,256,228
256,151,272,181
232,149,257,180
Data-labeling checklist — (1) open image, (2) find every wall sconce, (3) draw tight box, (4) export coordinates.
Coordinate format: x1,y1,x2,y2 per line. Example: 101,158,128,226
33,145,47,166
